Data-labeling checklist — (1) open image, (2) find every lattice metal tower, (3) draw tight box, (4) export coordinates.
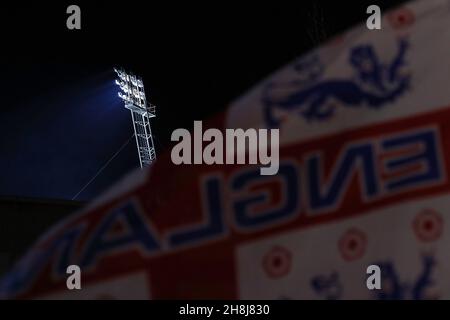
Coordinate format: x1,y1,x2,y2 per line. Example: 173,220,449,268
114,68,156,168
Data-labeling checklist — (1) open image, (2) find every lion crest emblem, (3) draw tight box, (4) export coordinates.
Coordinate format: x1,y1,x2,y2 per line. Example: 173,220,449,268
263,38,411,127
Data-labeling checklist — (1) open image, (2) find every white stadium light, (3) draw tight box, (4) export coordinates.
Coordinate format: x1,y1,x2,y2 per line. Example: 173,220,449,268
114,67,157,169
120,85,128,93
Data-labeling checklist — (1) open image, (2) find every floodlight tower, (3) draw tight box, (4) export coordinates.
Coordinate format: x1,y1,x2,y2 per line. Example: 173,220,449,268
114,68,156,168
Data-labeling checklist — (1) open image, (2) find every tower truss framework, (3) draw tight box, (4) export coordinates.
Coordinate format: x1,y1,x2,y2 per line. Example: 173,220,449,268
114,68,156,168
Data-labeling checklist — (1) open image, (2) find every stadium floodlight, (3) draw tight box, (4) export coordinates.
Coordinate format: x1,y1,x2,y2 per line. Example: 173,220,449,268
114,67,157,169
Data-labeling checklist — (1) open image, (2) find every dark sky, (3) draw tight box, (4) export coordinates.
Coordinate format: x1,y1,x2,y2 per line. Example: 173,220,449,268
0,0,406,201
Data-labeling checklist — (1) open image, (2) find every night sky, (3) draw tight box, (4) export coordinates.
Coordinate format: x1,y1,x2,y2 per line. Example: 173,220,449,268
0,0,406,201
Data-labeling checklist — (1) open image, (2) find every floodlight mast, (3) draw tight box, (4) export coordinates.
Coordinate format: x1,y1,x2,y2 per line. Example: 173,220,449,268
114,67,156,169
